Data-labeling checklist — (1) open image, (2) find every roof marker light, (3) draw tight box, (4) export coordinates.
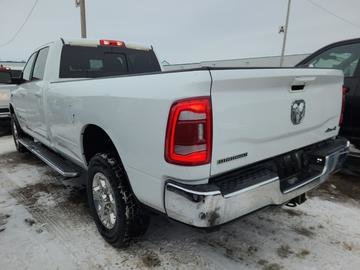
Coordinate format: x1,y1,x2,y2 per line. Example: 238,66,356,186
99,39,126,47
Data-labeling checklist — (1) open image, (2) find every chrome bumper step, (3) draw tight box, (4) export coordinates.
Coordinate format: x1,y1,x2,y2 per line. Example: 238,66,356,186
18,138,80,178
164,138,350,227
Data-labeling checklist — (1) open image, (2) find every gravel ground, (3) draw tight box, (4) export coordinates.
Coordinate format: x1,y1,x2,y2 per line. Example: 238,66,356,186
0,134,360,270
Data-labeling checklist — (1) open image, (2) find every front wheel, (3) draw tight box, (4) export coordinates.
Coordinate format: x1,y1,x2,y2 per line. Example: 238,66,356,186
87,153,150,248
11,115,26,153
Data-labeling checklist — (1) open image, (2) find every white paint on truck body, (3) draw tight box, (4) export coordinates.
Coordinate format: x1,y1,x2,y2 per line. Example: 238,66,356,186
210,68,343,175
10,39,344,212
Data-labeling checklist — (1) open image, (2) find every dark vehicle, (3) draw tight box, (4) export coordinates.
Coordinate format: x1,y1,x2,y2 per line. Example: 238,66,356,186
10,69,22,79
297,38,360,149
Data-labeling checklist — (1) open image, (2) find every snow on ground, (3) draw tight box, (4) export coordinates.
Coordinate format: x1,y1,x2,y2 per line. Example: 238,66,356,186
0,134,360,270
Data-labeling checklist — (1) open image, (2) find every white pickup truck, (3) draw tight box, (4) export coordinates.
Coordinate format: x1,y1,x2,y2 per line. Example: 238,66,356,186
3,38,349,247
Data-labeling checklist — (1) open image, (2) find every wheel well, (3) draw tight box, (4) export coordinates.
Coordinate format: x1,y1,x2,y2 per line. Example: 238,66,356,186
83,125,117,165
82,125,140,202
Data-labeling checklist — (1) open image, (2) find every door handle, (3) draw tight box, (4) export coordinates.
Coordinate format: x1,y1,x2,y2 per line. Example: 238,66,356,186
34,92,42,97
291,77,316,91
291,84,305,91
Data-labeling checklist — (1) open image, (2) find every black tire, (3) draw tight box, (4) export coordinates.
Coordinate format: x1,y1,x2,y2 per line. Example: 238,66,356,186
87,153,150,247
11,114,26,153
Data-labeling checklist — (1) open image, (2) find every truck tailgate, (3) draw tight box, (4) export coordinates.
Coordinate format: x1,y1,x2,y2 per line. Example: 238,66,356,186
210,68,343,176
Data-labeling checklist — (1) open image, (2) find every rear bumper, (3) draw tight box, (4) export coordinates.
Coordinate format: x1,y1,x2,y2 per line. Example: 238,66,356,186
164,138,349,227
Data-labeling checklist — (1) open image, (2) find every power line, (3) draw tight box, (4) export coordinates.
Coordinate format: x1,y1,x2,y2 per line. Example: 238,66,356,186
0,0,39,47
306,0,360,29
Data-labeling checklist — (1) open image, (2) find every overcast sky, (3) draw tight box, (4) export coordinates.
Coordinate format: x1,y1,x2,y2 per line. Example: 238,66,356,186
0,0,359,63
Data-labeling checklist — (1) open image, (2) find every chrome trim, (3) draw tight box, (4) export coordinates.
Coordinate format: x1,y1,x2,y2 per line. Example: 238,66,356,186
164,140,349,227
166,182,221,196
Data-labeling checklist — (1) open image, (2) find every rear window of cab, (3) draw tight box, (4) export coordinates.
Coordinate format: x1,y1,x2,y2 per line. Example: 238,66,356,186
59,45,161,78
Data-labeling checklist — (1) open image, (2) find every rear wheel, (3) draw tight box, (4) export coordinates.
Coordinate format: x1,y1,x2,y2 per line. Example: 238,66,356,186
11,114,26,153
87,153,150,247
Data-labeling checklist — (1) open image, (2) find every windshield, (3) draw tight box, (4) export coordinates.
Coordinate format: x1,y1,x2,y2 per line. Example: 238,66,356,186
59,45,161,78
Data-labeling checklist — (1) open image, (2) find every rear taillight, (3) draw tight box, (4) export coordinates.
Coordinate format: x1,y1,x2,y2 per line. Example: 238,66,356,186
99,39,126,47
165,97,212,166
339,85,348,126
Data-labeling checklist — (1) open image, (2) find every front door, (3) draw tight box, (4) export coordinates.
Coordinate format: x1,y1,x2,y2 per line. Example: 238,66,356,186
19,47,50,140
14,52,37,127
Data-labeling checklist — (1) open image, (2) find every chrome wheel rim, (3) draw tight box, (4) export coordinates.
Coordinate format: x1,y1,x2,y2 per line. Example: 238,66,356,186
92,172,117,229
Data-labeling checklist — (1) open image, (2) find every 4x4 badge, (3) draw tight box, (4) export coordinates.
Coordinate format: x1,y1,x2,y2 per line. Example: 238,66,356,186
291,100,305,125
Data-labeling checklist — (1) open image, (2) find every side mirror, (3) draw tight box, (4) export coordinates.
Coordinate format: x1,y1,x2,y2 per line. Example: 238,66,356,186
0,69,12,84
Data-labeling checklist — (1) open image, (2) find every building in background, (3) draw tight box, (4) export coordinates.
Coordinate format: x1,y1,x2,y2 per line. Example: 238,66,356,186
162,54,309,71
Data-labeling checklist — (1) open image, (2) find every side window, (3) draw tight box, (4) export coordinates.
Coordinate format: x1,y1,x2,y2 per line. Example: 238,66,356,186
305,43,360,77
32,47,49,80
22,52,37,81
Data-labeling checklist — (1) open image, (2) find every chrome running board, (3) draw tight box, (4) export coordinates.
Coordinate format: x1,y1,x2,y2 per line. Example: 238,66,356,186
18,137,80,178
